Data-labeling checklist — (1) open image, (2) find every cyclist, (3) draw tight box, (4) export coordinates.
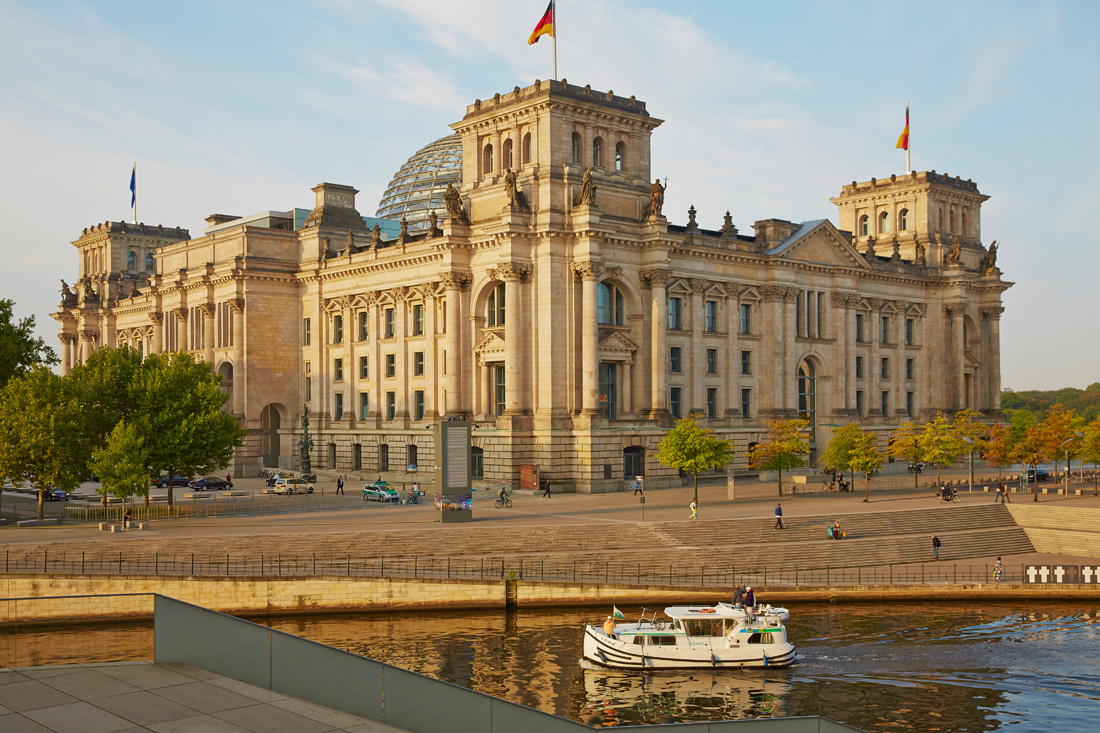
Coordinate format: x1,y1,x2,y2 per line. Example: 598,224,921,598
497,486,510,504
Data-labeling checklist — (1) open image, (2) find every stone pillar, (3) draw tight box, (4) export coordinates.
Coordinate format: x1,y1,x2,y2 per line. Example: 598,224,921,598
948,304,966,410
425,291,438,419
499,262,530,415
643,269,670,416
689,280,705,413
175,308,189,352
441,273,469,416
201,304,215,363
481,361,492,417
982,306,1003,412
230,299,245,415
394,291,408,420
60,335,72,375
366,294,381,421
149,312,164,355
572,261,602,415
622,360,632,416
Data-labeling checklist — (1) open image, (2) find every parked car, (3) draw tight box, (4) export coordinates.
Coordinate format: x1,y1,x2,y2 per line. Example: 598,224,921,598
155,475,190,489
363,482,399,502
45,489,70,501
273,478,314,495
1027,468,1050,483
188,477,232,491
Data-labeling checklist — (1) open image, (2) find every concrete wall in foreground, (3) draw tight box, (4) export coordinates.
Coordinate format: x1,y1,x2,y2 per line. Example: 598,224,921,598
1007,504,1100,556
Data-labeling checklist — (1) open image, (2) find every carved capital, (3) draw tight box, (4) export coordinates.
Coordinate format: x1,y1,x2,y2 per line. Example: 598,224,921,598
440,272,471,290
831,292,857,307
759,285,783,302
570,261,602,282
497,261,531,282
174,307,189,320
148,312,164,325
602,266,622,282
944,303,967,316
689,278,708,294
229,298,245,313
783,288,799,302
640,269,671,288
980,306,1005,320
198,303,215,318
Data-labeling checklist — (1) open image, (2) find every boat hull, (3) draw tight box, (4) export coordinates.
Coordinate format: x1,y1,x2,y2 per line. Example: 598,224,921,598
582,626,796,670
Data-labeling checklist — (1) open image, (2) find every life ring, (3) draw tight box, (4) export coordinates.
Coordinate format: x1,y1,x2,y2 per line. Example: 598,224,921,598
697,608,716,614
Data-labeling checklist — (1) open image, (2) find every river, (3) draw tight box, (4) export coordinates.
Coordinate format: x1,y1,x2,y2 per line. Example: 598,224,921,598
4,601,1098,731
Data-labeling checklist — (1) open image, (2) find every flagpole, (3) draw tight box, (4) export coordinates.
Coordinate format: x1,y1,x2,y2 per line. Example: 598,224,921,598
552,0,557,80
905,102,911,174
132,161,137,225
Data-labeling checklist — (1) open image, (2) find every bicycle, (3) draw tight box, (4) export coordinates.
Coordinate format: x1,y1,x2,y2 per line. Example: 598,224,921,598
494,496,513,508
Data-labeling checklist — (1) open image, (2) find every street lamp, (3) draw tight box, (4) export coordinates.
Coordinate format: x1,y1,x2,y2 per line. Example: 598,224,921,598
1062,431,1085,496
961,436,974,495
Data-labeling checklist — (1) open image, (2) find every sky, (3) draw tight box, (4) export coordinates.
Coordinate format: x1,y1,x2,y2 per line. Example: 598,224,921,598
1,0,1097,391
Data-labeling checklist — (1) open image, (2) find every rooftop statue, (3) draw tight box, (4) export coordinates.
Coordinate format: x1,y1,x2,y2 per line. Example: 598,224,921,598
574,167,597,207
444,183,469,225
504,168,528,210
646,178,666,217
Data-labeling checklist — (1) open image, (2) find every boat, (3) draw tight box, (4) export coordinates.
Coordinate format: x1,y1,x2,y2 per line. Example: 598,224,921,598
582,603,796,670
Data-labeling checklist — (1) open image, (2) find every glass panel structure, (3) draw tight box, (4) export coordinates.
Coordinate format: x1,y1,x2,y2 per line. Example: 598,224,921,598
376,134,463,234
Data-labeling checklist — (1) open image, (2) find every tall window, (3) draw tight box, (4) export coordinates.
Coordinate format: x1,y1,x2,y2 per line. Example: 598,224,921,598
571,133,580,163
379,444,389,471
303,318,311,346
740,304,752,335
385,354,395,378
860,215,869,236
359,311,369,341
905,318,914,346
856,356,864,379
483,142,494,173
856,390,863,416
598,363,617,420
900,209,909,231
407,444,418,467
881,390,890,417
359,356,368,379
705,300,717,332
881,358,889,379
334,358,343,381
906,358,915,380
502,138,513,169
670,387,682,418
487,283,505,327
668,297,682,330
615,142,625,171
856,313,865,343
592,137,603,167
494,364,506,416
623,446,644,478
741,350,751,375
413,304,424,335
144,252,154,271
333,315,343,343
305,376,312,402
706,348,717,374
597,282,624,325
334,393,344,420
414,351,424,376
386,391,396,420
669,347,682,373
359,393,369,419
522,133,531,165
879,211,889,234
707,388,718,419
414,391,425,421
797,359,816,442
127,251,136,270
384,309,395,338
740,388,751,418
906,391,915,418
880,316,889,344
471,446,484,478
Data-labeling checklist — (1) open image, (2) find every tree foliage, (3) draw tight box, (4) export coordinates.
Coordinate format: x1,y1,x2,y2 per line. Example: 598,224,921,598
920,413,964,485
657,418,734,504
1002,383,1100,423
1080,416,1100,496
887,422,926,488
89,421,150,508
746,419,810,497
0,299,58,387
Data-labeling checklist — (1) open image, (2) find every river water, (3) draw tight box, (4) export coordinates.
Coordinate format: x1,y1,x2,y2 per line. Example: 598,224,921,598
4,601,1099,731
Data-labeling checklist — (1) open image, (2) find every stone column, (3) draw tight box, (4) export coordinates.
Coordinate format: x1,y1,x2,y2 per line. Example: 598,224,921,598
689,279,706,413
176,308,189,352
622,360,632,416
366,294,380,421
425,290,438,419
726,285,738,417
642,269,670,416
394,290,408,420
149,312,164,355
948,304,966,410
499,262,530,415
982,306,1004,412
201,304,215,363
481,361,492,417
441,273,469,416
230,299,245,415
60,335,72,375
572,261,602,415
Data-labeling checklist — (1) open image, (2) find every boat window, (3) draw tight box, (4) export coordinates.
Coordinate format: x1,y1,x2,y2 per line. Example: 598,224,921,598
648,635,678,646
747,632,774,644
682,620,724,637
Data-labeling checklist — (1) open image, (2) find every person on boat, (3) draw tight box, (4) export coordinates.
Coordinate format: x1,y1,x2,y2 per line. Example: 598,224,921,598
732,584,745,607
743,586,757,622
603,616,617,636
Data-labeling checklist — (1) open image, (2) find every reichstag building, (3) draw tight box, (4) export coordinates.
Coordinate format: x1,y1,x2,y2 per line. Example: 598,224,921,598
53,81,1010,492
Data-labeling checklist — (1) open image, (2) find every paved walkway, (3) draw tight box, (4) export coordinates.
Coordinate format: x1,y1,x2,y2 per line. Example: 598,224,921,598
0,661,406,733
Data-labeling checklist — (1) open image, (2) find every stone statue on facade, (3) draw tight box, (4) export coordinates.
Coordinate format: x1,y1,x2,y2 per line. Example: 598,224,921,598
60,279,73,302
573,167,597,207
503,168,528,209
646,178,666,217
444,183,468,225
399,216,409,242
980,240,998,273
371,222,381,247
346,230,355,252
944,235,963,266
914,238,927,265
864,235,876,257
428,210,442,237
320,238,330,264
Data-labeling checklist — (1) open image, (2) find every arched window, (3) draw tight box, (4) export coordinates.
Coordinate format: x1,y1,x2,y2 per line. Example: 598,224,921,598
487,283,505,327
127,251,136,270
879,211,889,234
899,209,909,231
949,209,956,232
571,133,580,163
939,206,945,231
592,137,603,167
797,359,817,443
961,211,968,236
483,142,494,174
615,142,625,171
623,446,645,478
597,282,625,326
502,138,513,170
471,446,484,478
859,215,869,237
522,132,532,165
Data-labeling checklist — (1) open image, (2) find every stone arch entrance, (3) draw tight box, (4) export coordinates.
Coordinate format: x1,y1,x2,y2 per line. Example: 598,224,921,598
217,362,234,413
260,403,287,468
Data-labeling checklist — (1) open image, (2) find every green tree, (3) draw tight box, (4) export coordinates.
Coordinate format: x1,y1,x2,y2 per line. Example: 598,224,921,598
746,419,810,497
848,427,884,502
1014,422,1051,503
89,421,150,509
887,422,927,488
953,409,987,492
0,299,58,387
69,346,145,447
130,352,245,508
920,413,963,486
656,418,734,505
1080,416,1100,496
0,369,89,519
1037,404,1085,481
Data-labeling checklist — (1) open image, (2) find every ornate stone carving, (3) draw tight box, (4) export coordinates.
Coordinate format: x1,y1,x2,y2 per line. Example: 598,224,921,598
686,205,699,232
602,266,622,282
863,235,876,257
229,298,245,313
943,303,967,316
573,167,597,207
831,292,858,307
398,216,409,242
570,260,602,281
890,235,901,262
914,237,927,265
346,230,354,251
720,211,738,237
428,211,442,237
444,182,468,225
760,285,787,302
979,241,998,273
60,279,74,303
504,168,528,209
646,178,665,217
148,312,164,325
440,272,471,290
320,238,330,264
198,303,216,318
980,306,1005,320
865,297,884,310
174,307,188,320
640,269,671,288
944,235,963,266
689,278,708,293
371,223,381,247
497,261,531,282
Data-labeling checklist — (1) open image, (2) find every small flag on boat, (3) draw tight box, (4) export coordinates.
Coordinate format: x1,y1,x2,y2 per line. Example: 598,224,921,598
613,606,624,619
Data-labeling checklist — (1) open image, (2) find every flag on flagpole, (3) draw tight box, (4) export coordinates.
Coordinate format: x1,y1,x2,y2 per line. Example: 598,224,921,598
895,105,909,150
130,163,137,224
528,1,554,44
613,606,624,620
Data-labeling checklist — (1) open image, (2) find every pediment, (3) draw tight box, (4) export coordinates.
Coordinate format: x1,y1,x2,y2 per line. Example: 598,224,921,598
474,331,505,357
738,286,761,301
598,330,639,353
964,351,981,368
772,221,869,269
667,279,693,295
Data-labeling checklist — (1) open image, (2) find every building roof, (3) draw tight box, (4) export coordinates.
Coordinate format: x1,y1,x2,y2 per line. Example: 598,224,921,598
375,133,462,233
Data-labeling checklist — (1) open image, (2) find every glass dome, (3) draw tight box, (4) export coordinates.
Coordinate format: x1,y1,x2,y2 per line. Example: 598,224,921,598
375,133,463,233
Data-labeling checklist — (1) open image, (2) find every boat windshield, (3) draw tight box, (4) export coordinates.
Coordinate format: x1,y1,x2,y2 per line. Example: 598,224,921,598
680,619,725,637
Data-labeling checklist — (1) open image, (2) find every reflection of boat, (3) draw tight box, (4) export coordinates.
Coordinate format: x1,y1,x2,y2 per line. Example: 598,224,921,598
583,603,795,669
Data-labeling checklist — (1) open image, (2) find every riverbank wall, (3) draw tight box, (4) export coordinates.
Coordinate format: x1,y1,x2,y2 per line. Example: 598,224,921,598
3,573,1100,624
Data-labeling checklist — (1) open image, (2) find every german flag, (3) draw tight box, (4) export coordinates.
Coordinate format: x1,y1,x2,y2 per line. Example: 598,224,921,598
895,104,909,150
528,1,554,45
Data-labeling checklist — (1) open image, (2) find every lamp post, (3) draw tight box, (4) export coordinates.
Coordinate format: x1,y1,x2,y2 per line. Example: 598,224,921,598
961,436,974,494
1062,431,1085,496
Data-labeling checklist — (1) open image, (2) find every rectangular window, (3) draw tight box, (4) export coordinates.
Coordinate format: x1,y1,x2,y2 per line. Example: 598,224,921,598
881,357,889,380
359,312,369,341
379,444,389,471
385,308,395,338
333,315,343,344
905,318,914,346
669,346,682,373
705,300,717,332
856,356,864,379
414,351,424,376
359,356,368,379
385,354,396,378
670,387,682,418
668,297,682,330
706,388,718,419
741,350,751,376
740,304,751,335
494,364,506,416
303,318,311,346
817,292,825,339
414,390,425,420
906,358,914,380
413,304,424,336
906,391,915,418
334,358,344,381
386,391,396,420
740,388,751,418
856,313,865,343
359,393,369,419
881,390,890,417
334,393,344,420
856,390,863,416
706,348,718,375
880,316,889,344
305,376,312,402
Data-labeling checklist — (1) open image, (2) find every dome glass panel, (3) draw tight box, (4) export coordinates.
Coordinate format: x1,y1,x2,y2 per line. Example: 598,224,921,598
376,134,463,233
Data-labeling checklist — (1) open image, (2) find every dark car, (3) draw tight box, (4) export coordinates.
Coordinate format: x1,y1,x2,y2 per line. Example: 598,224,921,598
155,475,190,489
1026,469,1050,483
46,489,69,501
188,477,232,491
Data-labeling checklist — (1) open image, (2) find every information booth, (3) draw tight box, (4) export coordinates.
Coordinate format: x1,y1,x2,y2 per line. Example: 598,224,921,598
434,419,473,523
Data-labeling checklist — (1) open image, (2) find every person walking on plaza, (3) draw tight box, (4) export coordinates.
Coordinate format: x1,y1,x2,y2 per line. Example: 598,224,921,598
689,499,698,520
994,556,1004,582
774,502,784,530
542,479,552,498
932,534,941,560
335,476,345,495
1001,482,1011,504
995,484,1005,504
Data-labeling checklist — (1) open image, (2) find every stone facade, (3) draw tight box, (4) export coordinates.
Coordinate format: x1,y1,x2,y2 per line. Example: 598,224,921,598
53,80,1011,492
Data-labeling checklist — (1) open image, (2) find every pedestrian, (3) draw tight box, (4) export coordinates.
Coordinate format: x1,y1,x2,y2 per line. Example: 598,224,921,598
226,472,232,485
411,482,419,504
335,476,344,495
743,586,757,622
689,499,698,520
732,584,745,607
774,502,784,530
633,479,644,496
994,556,1004,582
931,534,941,560
994,484,1002,503
542,479,552,498
1003,482,1012,504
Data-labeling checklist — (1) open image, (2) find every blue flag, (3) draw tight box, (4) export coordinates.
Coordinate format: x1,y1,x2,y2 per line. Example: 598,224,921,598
130,164,136,208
